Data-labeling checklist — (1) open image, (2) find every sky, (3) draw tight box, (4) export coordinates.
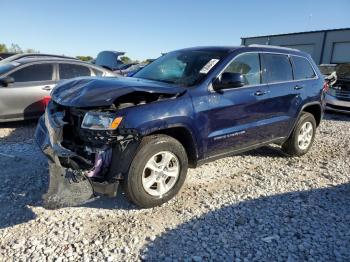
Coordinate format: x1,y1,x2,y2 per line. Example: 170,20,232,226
1,0,350,61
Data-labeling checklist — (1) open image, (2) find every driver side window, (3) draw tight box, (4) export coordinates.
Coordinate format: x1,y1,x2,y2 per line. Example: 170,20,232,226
224,53,261,86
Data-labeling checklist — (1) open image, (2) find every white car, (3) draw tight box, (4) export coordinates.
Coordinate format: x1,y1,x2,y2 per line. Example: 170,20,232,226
0,57,115,122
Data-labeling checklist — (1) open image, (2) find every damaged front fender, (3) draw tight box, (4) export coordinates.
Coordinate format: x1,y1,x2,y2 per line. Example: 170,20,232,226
35,105,141,208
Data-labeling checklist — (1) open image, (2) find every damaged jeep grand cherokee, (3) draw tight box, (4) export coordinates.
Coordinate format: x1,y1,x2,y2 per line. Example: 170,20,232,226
36,46,325,208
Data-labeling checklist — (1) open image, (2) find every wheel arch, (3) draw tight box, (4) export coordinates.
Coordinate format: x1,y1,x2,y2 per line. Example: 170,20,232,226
148,126,199,168
285,102,323,141
301,102,323,127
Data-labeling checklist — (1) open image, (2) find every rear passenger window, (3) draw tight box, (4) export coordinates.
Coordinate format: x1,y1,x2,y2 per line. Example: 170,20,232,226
292,56,316,80
10,64,53,82
59,64,91,79
262,54,293,83
224,53,260,86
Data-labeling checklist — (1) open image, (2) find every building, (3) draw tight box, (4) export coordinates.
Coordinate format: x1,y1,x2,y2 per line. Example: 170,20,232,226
241,28,350,65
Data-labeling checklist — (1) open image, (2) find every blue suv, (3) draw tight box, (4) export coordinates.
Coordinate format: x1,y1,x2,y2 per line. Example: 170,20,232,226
36,45,325,208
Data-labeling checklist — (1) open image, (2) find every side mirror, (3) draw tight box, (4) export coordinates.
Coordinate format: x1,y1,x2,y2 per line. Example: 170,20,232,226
213,72,244,90
0,76,14,87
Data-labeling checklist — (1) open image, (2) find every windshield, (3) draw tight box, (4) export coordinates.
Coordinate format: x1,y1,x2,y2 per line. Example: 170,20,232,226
133,50,228,87
0,63,16,75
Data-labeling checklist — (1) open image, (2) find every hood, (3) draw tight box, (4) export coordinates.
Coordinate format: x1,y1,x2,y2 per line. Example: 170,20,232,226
51,77,186,108
335,63,350,80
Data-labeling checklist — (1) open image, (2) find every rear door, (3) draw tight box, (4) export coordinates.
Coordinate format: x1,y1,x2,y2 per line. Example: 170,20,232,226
0,63,55,120
261,53,302,138
290,55,319,100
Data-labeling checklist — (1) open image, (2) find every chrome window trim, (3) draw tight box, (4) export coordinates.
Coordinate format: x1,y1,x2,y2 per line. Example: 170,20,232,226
209,50,319,92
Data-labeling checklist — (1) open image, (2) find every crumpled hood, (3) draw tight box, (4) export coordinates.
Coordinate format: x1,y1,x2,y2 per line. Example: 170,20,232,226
51,77,186,107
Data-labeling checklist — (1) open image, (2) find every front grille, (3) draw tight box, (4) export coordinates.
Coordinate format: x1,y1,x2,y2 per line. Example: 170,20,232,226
327,104,350,112
328,89,350,101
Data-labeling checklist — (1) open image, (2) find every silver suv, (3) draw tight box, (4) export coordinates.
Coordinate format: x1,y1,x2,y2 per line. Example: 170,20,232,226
0,58,115,122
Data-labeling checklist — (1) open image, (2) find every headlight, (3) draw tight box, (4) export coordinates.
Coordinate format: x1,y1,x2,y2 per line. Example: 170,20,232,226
81,112,123,130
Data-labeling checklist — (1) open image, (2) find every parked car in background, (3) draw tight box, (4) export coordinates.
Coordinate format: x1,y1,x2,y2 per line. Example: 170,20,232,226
118,63,146,76
93,51,126,71
0,52,16,60
118,59,156,76
321,63,350,114
36,45,325,208
0,57,115,122
319,64,336,76
92,51,156,76
0,53,78,64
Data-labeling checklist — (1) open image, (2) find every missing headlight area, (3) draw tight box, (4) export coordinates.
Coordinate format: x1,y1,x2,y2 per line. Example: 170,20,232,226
35,100,141,208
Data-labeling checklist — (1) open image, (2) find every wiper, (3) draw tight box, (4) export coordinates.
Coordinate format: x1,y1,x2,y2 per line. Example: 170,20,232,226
137,77,176,84
157,79,176,84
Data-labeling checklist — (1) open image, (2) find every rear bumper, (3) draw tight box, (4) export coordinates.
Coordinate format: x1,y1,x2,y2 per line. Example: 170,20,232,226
325,94,350,114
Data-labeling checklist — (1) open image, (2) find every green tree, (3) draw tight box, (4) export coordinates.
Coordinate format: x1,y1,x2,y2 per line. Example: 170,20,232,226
120,56,132,64
142,59,156,64
25,48,39,54
76,56,93,62
0,43,8,53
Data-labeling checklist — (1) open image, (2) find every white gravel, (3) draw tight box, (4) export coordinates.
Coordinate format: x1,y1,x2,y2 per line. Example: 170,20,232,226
0,113,350,261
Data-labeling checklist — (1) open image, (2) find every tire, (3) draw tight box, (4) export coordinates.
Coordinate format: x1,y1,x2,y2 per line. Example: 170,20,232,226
123,134,188,208
282,112,316,156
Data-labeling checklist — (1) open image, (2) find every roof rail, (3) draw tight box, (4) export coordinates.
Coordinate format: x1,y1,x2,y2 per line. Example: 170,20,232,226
248,44,299,52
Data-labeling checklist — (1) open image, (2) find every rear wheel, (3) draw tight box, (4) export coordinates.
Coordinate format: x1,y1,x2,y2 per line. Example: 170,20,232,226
282,112,316,156
123,135,188,208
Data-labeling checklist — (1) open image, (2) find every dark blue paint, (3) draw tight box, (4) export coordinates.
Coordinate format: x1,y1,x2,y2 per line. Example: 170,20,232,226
52,46,325,164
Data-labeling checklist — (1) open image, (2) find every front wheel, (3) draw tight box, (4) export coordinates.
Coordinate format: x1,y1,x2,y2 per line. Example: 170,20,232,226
123,135,188,208
282,112,317,156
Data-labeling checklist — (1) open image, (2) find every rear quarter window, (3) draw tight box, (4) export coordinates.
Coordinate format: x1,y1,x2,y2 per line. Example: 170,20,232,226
292,56,316,80
262,54,293,83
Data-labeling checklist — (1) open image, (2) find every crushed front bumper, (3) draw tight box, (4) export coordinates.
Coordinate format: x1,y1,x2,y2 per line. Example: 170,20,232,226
36,108,77,164
35,107,118,208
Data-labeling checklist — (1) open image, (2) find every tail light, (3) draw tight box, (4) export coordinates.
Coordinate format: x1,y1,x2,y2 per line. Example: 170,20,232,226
323,82,329,93
42,96,51,108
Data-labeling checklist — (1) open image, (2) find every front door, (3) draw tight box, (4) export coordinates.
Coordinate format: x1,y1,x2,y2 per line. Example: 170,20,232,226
193,52,274,158
0,63,55,121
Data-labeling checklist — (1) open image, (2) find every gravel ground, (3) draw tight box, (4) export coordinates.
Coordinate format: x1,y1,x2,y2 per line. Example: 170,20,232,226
0,113,350,261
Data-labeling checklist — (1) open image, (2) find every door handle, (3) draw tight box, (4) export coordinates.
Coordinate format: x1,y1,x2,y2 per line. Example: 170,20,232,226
294,85,304,90
42,86,52,91
254,90,267,96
